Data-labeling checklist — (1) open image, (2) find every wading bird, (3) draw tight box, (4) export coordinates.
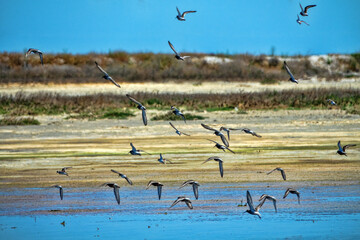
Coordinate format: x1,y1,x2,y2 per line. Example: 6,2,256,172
95,61,121,88
202,123,229,147
110,169,133,185
56,167,72,176
283,188,300,204
207,139,235,154
129,143,149,156
258,194,277,213
299,3,316,16
241,128,262,138
176,7,196,21
283,61,299,84
219,127,242,141
146,181,163,200
337,141,356,156
202,156,224,177
245,191,262,219
126,94,147,126
168,41,190,61
267,167,286,181
171,106,186,123
179,180,200,199
158,153,173,164
169,122,190,136
50,185,63,200
170,196,193,209
296,14,309,26
25,48,43,65
101,183,121,205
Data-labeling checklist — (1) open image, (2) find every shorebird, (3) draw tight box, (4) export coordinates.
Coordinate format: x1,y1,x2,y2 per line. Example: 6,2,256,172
169,122,190,136
126,94,147,126
283,188,300,204
101,183,120,205
56,167,72,176
202,123,229,147
168,41,190,61
110,169,133,185
299,3,316,16
176,7,196,21
267,168,286,181
241,128,262,138
95,61,121,88
337,141,356,156
158,153,173,164
219,127,242,141
146,181,163,200
207,139,235,154
327,99,336,105
171,106,186,123
283,61,298,84
258,194,277,213
51,185,63,200
202,156,224,177
245,191,262,219
296,14,309,26
129,143,149,156
25,48,43,65
179,180,200,200
170,196,193,209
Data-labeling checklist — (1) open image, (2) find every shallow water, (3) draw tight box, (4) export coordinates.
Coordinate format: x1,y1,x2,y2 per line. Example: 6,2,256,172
1,183,360,239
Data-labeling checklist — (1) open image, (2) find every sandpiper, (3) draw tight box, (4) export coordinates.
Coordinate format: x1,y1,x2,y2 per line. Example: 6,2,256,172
158,153,173,164
110,169,133,185
95,61,121,88
179,180,200,200
101,183,121,205
283,188,300,204
296,14,309,26
299,3,316,16
207,139,235,154
50,185,63,200
126,94,147,126
129,143,149,156
171,106,186,123
202,156,224,177
258,194,277,212
25,48,43,65
245,191,262,219
169,122,190,136
175,7,196,21
146,181,163,200
202,123,229,147
267,167,286,181
170,196,193,209
219,127,242,141
168,41,190,61
241,128,262,138
56,167,72,176
337,141,356,156
283,61,299,84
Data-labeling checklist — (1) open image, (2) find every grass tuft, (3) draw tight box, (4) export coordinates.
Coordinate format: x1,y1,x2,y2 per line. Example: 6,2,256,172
151,112,206,121
0,117,40,126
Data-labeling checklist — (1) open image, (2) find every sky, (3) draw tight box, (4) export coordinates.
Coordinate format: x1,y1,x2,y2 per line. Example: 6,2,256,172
0,0,360,55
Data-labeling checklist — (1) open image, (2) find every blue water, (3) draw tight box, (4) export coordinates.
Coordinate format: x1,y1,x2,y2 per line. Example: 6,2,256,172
1,183,360,239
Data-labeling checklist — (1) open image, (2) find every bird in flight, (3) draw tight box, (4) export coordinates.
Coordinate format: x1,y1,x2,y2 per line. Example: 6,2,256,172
169,122,190,136
158,153,173,164
327,99,336,105
129,143,149,156
171,106,186,123
207,139,235,154
56,167,72,176
95,61,121,88
241,128,262,138
337,141,356,156
202,123,229,147
258,194,277,213
50,185,63,200
299,3,316,16
267,167,286,181
179,180,200,200
176,7,196,21
202,156,224,178
219,127,242,141
170,196,193,209
283,61,299,84
146,181,164,200
245,191,262,219
126,94,147,126
25,48,43,65
110,169,133,185
296,14,309,26
283,188,301,204
168,41,190,61
101,183,121,205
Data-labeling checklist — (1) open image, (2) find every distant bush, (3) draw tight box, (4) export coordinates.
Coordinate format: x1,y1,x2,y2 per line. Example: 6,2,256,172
151,112,206,121
0,117,40,126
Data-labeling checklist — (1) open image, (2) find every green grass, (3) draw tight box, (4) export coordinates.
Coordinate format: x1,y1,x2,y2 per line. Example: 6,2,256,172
101,110,134,119
0,117,40,126
151,112,206,121
205,106,234,112
260,78,278,85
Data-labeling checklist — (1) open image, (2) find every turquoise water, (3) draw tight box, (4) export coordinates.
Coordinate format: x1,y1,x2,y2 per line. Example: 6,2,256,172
1,183,360,239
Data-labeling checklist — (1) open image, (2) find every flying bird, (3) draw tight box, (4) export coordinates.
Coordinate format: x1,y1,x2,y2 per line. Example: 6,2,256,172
179,180,200,200
283,61,298,84
202,123,229,147
50,185,63,200
202,156,224,178
110,169,133,185
146,181,163,200
158,153,173,164
56,167,72,176
101,183,121,205
170,196,193,209
299,3,316,16
25,48,43,65
171,106,186,123
241,128,262,138
95,61,121,88
296,14,309,26
168,41,190,61
129,143,149,156
169,122,190,136
327,99,336,105
176,7,196,21
267,168,286,181
126,94,147,126
207,139,235,154
219,127,242,141
245,191,262,219
337,141,356,156
283,188,300,204
258,194,277,213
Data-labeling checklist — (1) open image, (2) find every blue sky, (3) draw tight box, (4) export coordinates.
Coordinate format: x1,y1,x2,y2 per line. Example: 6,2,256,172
1,0,359,55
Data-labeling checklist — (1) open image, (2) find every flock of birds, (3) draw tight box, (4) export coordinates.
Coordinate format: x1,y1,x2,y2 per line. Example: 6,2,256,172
23,4,357,219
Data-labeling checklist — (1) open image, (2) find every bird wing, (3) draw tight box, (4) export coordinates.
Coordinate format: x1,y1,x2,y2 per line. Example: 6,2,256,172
202,156,220,164
300,20,310,26
284,61,295,79
218,160,224,178
157,185,162,200
168,41,179,55
179,180,191,189
124,176,133,185
225,146,235,154
220,134,229,147
176,7,181,15
296,192,301,204
180,114,186,123
299,3,304,12
297,14,300,21
107,77,121,88
169,122,178,131
267,168,277,175
38,52,43,65
62,167,72,171
25,48,32,57
126,94,142,106
246,191,255,212
95,61,108,75
180,131,190,136
59,187,63,200
272,198,277,212
283,188,290,199
343,144,356,152
193,184,199,200
201,123,217,132
255,198,266,211
337,141,343,152
113,187,120,204
170,198,182,208
146,181,154,189
142,108,147,126
111,169,120,175
207,139,219,145
280,169,287,180
185,200,193,209
304,5,316,13
253,132,262,138
182,10,197,18
130,143,137,152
